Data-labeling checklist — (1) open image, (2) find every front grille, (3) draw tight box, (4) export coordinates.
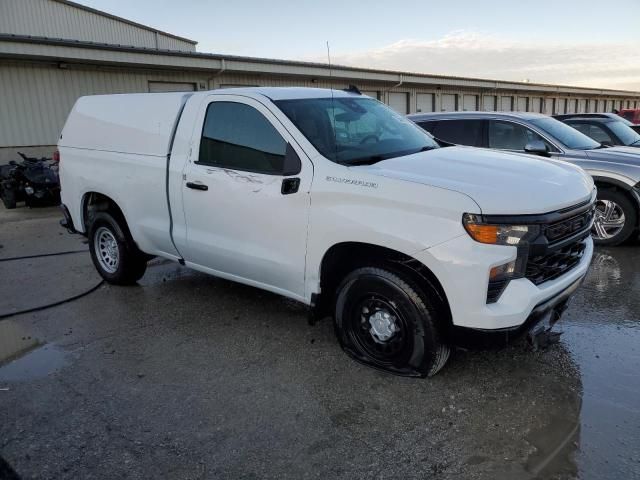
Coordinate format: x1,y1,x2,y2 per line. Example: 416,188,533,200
525,239,587,285
544,209,594,244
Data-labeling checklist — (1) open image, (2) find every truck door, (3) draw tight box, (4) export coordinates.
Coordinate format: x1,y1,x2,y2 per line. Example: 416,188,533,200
181,95,312,300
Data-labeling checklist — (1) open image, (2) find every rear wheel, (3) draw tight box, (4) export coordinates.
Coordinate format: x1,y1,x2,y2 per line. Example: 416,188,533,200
88,212,147,285
592,189,636,246
334,267,450,377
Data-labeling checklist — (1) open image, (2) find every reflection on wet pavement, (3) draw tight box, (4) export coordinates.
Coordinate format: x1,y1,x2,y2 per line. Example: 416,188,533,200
564,246,640,479
0,321,39,366
0,321,68,384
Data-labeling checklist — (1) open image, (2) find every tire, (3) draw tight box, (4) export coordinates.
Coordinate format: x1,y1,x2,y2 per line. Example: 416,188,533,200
1,187,17,209
334,267,450,377
88,212,147,285
592,189,637,246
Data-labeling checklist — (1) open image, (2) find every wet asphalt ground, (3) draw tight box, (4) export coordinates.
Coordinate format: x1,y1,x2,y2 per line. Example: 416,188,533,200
0,206,639,480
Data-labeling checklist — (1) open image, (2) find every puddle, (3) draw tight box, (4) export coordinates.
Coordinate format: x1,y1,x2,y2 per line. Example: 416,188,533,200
563,247,640,479
0,320,39,364
0,321,68,383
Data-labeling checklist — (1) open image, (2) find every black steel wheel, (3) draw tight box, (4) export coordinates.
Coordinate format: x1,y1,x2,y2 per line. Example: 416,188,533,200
334,267,450,377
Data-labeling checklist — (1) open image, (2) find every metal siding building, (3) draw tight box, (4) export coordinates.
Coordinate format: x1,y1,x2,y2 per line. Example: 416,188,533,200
1,0,639,162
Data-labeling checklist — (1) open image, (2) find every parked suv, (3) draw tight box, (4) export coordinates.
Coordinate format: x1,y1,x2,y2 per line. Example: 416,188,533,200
59,88,595,377
554,114,640,147
409,111,640,245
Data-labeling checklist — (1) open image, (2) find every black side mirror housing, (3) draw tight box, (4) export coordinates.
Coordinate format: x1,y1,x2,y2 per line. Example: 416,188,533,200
524,140,549,156
282,143,302,176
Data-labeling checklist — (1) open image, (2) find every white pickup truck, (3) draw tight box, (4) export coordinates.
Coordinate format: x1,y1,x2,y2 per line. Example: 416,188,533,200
59,87,595,376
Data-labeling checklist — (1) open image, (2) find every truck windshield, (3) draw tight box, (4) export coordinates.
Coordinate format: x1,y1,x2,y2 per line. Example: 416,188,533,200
274,97,439,165
530,117,601,150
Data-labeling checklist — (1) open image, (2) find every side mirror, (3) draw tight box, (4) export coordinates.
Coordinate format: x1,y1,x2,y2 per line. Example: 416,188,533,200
524,140,549,156
282,143,302,176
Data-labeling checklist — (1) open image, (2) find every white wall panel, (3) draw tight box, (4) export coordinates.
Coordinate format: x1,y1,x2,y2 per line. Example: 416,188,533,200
0,0,195,51
0,62,207,147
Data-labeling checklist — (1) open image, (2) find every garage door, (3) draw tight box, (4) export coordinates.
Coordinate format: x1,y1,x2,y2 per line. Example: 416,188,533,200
388,92,408,114
544,98,554,115
148,81,196,93
578,99,587,113
556,99,567,114
500,96,513,111
441,94,457,112
517,97,528,112
597,100,606,112
463,95,478,111
482,95,496,111
361,91,379,100
416,93,434,113
530,97,542,113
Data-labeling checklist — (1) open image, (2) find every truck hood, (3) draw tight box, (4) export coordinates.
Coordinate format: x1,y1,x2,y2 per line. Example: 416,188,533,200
354,146,594,215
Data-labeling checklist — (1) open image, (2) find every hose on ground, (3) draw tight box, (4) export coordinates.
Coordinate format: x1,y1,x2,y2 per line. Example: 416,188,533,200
0,249,103,320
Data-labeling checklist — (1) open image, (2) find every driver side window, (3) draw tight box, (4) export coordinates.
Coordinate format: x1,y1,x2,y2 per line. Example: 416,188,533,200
198,101,287,175
488,120,550,151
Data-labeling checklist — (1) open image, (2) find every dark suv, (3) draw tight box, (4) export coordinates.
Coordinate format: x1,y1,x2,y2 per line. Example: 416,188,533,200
554,115,640,147
408,111,640,245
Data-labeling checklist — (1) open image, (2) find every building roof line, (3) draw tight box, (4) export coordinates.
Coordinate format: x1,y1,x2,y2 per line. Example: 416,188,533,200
2,33,639,97
50,0,197,45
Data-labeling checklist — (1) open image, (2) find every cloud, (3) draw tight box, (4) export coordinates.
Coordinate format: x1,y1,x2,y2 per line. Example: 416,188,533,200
310,31,640,91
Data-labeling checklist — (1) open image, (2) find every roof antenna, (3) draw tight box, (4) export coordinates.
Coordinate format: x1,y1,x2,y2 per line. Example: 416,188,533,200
327,41,338,162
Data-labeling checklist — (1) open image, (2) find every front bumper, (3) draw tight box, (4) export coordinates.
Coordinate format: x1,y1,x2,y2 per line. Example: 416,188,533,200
414,233,593,333
450,274,585,348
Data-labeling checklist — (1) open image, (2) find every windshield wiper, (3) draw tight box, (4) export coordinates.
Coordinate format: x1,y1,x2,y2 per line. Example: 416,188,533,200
342,155,386,166
341,145,438,166
416,145,438,152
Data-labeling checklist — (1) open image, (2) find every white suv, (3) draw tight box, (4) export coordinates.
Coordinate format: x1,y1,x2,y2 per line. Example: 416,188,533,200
58,87,595,376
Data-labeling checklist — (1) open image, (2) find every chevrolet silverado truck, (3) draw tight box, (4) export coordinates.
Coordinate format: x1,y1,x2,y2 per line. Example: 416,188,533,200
58,87,595,377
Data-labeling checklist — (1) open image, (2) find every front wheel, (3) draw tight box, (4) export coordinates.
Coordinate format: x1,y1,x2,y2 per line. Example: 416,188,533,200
334,267,450,377
592,189,637,246
88,212,147,285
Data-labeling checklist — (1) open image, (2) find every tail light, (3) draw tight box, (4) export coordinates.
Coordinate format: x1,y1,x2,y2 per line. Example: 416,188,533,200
52,149,60,163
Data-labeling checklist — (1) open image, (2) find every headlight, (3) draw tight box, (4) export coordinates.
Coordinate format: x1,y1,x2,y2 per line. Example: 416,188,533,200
463,213,541,303
462,213,540,246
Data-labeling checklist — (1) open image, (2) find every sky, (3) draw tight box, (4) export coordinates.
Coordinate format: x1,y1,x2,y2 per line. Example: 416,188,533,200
80,0,640,91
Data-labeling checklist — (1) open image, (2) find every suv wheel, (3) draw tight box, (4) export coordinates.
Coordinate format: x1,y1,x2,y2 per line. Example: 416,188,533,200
88,212,147,284
592,190,636,246
334,266,450,377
